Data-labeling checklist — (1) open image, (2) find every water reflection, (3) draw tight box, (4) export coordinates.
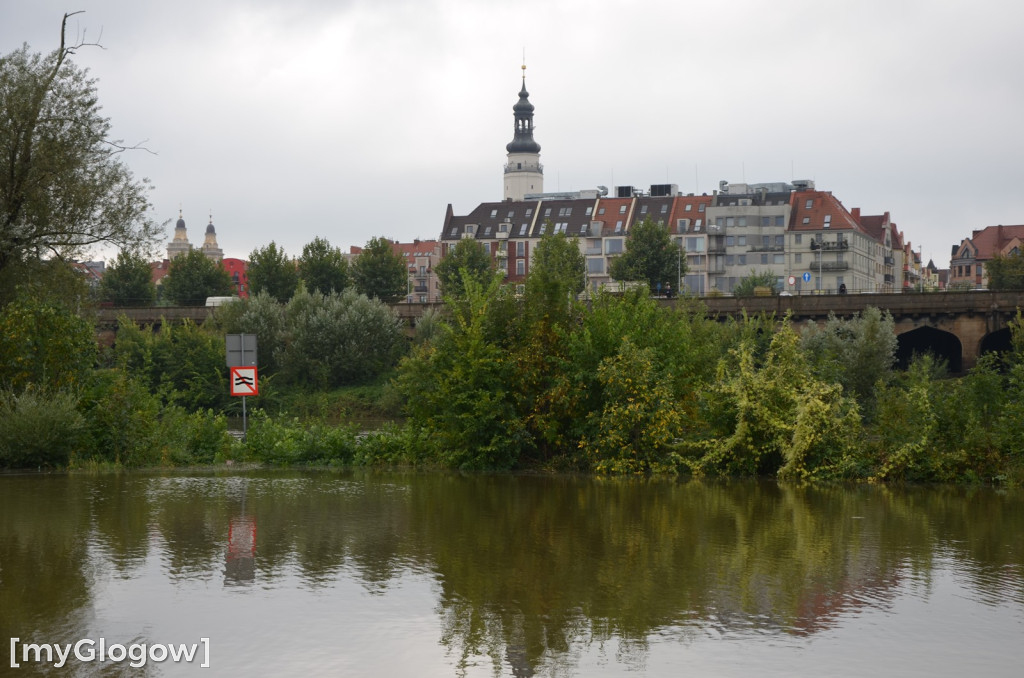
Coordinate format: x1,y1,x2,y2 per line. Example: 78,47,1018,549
0,471,1022,676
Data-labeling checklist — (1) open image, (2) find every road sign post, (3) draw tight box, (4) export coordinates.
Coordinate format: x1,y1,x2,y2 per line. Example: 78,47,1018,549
226,334,258,441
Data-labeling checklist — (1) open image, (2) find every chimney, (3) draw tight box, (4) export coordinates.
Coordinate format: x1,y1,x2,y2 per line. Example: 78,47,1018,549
851,207,861,222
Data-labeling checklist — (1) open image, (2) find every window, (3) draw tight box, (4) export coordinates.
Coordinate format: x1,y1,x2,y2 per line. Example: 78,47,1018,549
726,217,735,228
775,235,784,247
761,216,770,227
516,241,525,257
483,226,492,236
775,215,785,227
615,220,623,233
738,254,747,265
685,204,693,212
450,227,458,236
490,209,497,218
805,199,813,209
760,254,769,264
499,223,508,233
802,217,810,224
544,208,552,217
598,207,605,215
519,224,528,236
698,203,705,212
606,239,624,254
726,254,735,266
795,253,802,263
773,254,785,265
695,219,703,228
516,260,525,276
483,243,490,253
762,236,771,248
684,237,705,253
824,214,832,228
507,211,514,218
525,209,533,217
716,217,725,229
738,235,747,246
587,258,605,274
795,234,802,244
661,204,668,214
585,206,593,216
640,205,648,214
726,236,735,247
619,205,627,214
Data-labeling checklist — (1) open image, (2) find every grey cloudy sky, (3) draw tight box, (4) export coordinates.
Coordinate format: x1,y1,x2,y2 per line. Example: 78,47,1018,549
3,0,1023,266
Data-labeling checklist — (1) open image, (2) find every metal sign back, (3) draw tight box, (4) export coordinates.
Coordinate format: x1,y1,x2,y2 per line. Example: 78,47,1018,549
226,334,258,367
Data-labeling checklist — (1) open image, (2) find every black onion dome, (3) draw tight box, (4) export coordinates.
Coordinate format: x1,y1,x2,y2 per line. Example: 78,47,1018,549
513,84,534,113
506,81,541,154
206,223,216,234
176,217,186,229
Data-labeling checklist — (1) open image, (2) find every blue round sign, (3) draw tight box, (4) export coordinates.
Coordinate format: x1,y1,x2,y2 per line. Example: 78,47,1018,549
802,272,812,283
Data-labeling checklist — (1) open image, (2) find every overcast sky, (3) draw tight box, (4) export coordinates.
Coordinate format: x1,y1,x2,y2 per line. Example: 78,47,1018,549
3,0,1023,266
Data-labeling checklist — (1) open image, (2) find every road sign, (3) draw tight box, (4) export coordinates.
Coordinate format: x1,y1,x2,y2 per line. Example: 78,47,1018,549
226,334,258,367
802,272,812,283
788,275,796,286
230,366,258,396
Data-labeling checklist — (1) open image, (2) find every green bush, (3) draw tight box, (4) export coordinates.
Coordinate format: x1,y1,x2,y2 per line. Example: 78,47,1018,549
243,412,358,465
0,388,84,468
157,406,236,465
77,370,162,467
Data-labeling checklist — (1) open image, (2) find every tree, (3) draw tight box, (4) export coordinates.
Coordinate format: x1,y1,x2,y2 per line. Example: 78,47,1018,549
0,14,160,282
351,237,407,304
733,270,779,297
247,241,299,302
298,236,348,295
100,250,155,307
608,217,681,294
0,292,96,391
524,232,586,324
984,253,1024,290
435,238,493,300
161,249,232,306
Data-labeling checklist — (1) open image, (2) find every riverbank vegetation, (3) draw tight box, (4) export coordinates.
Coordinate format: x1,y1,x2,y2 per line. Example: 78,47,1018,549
3,235,1024,484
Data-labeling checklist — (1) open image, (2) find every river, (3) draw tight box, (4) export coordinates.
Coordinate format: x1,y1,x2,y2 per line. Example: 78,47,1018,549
1,470,1022,676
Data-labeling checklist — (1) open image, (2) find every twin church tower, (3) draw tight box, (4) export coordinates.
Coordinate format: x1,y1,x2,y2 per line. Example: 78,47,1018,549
502,65,543,201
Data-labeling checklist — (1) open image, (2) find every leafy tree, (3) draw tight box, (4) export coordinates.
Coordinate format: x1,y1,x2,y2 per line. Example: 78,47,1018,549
351,236,407,304
435,238,493,300
984,253,1024,290
100,249,155,306
0,15,160,281
524,232,586,325
608,217,682,294
0,257,92,308
298,236,348,295
0,293,95,391
161,249,233,306
801,307,897,419
247,241,299,302
733,270,779,297
276,287,406,387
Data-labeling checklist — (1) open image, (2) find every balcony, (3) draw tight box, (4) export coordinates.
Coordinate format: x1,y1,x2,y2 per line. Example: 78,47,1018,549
810,240,849,251
749,245,785,252
503,162,544,174
884,273,895,283
813,261,849,272
585,247,603,256
884,255,895,266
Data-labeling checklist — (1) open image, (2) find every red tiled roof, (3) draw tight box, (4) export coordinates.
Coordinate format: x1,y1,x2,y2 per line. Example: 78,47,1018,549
961,225,1024,261
788,190,866,234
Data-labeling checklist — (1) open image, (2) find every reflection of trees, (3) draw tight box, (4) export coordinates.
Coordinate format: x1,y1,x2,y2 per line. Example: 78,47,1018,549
0,476,92,646
2,472,1022,676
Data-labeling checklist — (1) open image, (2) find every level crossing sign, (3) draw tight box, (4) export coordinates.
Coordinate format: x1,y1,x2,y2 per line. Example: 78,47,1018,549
230,366,258,396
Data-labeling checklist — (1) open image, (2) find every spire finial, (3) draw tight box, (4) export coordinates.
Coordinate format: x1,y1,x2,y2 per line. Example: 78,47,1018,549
521,48,526,82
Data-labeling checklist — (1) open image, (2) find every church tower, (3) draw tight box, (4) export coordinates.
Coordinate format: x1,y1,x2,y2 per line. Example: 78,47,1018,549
201,213,224,263
167,209,192,260
503,65,543,201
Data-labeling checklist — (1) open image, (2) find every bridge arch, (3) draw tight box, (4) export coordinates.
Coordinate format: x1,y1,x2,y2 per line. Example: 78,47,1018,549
895,326,963,372
979,327,1012,357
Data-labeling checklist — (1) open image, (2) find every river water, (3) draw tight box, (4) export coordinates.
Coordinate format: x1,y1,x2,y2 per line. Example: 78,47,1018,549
1,470,1022,676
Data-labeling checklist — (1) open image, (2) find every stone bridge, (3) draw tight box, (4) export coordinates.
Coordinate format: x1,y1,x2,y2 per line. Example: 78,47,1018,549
95,291,1024,373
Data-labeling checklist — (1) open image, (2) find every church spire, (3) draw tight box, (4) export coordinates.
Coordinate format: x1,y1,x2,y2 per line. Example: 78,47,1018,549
503,63,543,200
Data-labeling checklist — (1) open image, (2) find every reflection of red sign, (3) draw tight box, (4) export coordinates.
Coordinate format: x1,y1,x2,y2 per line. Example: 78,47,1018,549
226,516,257,584
230,366,258,396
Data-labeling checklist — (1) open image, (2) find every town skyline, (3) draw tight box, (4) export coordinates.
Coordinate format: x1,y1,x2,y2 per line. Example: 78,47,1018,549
3,0,1023,266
